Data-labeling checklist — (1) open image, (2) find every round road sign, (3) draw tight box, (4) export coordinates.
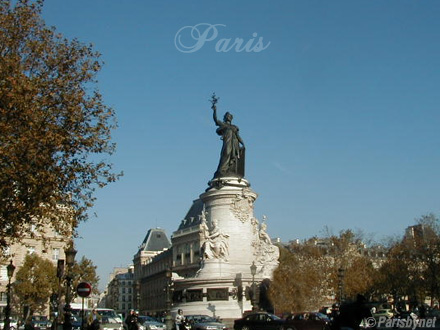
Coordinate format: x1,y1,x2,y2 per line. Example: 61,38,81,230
76,282,92,298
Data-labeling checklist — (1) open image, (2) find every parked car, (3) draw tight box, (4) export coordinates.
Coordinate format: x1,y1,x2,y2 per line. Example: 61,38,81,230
372,309,394,320
137,316,167,330
185,315,228,330
0,319,19,330
234,312,291,330
95,308,124,330
285,312,331,330
71,315,83,330
392,311,417,320
427,309,440,318
30,316,52,330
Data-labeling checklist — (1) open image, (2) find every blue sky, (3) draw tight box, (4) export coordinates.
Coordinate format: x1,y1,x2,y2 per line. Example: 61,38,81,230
40,0,440,290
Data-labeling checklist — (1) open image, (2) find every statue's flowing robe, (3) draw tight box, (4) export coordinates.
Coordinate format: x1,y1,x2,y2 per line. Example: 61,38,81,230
215,123,241,177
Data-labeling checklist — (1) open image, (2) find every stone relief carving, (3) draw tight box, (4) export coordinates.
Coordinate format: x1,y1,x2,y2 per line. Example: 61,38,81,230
230,189,254,223
207,288,229,301
250,217,259,234
259,220,272,246
201,216,230,261
253,216,280,272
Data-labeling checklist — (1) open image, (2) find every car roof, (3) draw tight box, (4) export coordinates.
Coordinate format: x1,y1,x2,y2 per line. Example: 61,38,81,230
186,315,211,317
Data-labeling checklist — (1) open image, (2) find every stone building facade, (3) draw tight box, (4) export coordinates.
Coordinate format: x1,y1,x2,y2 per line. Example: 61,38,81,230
131,203,211,316
132,228,172,314
0,224,70,318
171,199,204,277
136,250,172,315
103,266,135,318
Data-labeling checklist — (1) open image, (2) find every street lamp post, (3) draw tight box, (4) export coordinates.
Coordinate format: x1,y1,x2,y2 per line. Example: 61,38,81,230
4,260,16,330
164,268,173,330
63,245,77,330
337,267,345,305
134,281,140,311
250,261,258,312
56,260,65,330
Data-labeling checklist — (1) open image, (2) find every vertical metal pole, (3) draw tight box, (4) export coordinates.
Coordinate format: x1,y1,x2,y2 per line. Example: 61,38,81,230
135,281,140,312
338,268,345,305
57,260,65,330
63,245,76,330
4,278,12,330
63,276,72,330
81,297,85,330
165,281,173,330
339,283,343,305
251,274,258,312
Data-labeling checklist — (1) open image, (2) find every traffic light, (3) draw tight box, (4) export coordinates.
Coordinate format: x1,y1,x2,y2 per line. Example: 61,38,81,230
237,285,243,302
245,286,251,300
57,260,65,279
50,293,58,309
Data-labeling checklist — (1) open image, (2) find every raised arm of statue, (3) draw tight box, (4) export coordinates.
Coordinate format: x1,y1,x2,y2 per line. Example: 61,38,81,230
213,107,222,127
209,93,246,179
211,93,222,126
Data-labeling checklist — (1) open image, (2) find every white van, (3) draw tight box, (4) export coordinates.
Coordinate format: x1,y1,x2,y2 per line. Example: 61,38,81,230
71,307,123,330
94,309,123,330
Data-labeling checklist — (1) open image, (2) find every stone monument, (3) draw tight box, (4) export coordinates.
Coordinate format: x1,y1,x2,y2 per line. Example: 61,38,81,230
171,95,279,320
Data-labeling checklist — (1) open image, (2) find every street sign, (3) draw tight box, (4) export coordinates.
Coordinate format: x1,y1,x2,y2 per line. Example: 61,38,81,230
76,282,92,298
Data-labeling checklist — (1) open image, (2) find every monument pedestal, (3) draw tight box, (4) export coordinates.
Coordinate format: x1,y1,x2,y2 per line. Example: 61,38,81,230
172,177,279,320
197,177,258,278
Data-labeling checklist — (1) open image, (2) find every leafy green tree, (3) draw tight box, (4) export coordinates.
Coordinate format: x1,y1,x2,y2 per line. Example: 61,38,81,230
14,253,57,317
271,229,379,312
374,241,413,304
72,256,100,295
269,245,332,313
343,256,378,300
374,214,440,307
0,0,120,250
406,213,440,306
323,229,378,301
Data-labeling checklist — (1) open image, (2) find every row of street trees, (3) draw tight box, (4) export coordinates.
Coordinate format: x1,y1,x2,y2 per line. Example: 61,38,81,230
12,253,99,317
1,0,116,316
0,0,120,249
378,214,440,308
269,214,440,313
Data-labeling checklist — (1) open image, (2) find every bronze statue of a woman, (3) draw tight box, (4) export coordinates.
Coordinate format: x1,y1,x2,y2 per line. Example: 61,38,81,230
211,94,245,179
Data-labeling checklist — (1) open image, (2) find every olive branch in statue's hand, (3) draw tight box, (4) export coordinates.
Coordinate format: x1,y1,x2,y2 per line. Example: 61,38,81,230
210,93,219,110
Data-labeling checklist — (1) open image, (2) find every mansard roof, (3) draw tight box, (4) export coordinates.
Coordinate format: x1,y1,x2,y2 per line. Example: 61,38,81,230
139,228,171,252
177,198,204,230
